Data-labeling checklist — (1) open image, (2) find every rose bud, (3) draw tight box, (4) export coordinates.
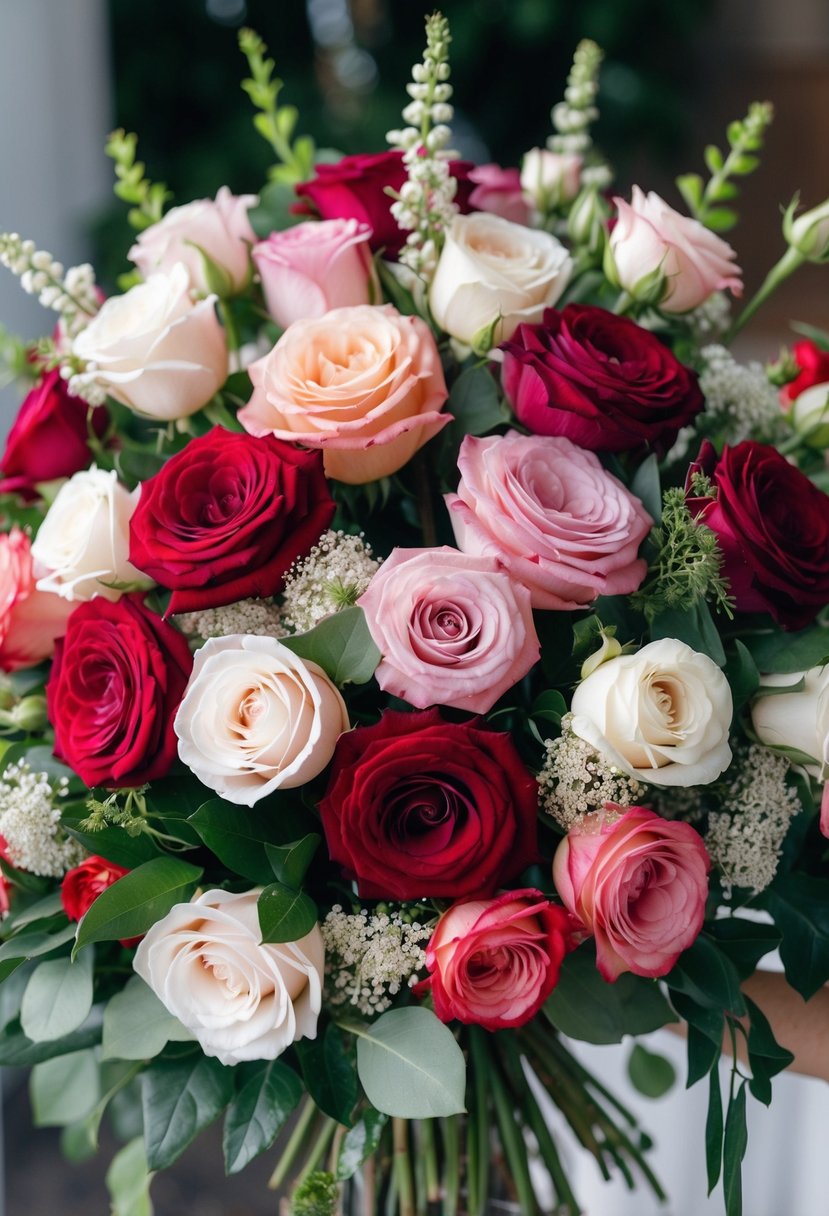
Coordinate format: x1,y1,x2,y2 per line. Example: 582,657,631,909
467,164,531,226
61,856,140,947
520,148,581,213
784,196,829,263
780,339,829,405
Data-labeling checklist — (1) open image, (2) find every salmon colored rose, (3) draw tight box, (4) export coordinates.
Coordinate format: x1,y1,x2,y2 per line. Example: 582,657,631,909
0,529,74,671
239,304,450,484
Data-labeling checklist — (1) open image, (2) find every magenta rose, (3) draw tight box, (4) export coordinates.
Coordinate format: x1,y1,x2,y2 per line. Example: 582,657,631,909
0,368,107,499
553,805,710,980
422,890,573,1030
688,439,829,629
318,708,540,900
358,546,539,713
46,595,192,788
446,432,652,610
501,304,704,452
129,427,335,615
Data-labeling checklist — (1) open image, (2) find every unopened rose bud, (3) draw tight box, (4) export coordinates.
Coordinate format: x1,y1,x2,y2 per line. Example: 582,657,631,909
580,630,623,680
520,148,581,213
9,696,49,732
792,382,829,448
567,187,609,251
784,197,829,263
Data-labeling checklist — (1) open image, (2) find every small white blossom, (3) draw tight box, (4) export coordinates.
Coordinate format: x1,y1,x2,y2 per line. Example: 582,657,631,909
0,761,85,879
175,597,286,641
322,905,432,1016
548,41,604,163
539,713,646,829
0,234,99,340
699,344,785,444
280,530,380,635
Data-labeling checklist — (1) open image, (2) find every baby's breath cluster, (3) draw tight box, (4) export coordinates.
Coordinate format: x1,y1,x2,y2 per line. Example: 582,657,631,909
0,234,99,341
687,293,732,343
699,344,785,445
175,598,286,641
549,40,611,189
322,904,432,1017
539,713,646,829
705,745,802,893
386,13,458,278
0,761,84,878
280,530,380,635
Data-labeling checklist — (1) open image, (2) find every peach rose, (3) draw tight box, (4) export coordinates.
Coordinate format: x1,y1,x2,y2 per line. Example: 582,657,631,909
553,805,710,980
0,529,74,671
239,304,449,484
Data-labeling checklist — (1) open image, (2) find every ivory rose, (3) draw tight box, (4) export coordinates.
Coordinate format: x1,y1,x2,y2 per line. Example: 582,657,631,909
357,546,539,713
128,187,257,295
446,432,652,610
0,529,74,671
72,264,228,419
423,890,572,1029
609,186,742,313
520,148,581,212
253,218,376,329
174,635,349,806
553,806,711,980
429,212,572,346
751,665,829,824
239,304,449,484
32,467,151,602
133,888,324,1066
570,637,733,787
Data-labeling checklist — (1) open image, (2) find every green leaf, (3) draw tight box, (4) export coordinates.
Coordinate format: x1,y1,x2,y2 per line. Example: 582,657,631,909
0,920,76,967
705,1065,724,1194
188,798,306,884
677,172,704,213
704,209,738,233
248,179,304,238
686,1023,722,1087
265,834,320,890
282,606,380,685
762,873,829,998
106,1137,155,1216
31,1049,101,1126
744,623,829,674
257,882,318,944
668,934,746,1016
724,640,760,716
223,1059,303,1174
74,857,203,955
0,1021,100,1067
294,1024,358,1126
447,365,511,436
704,145,724,174
723,1082,748,1216
707,918,781,981
669,990,725,1045
20,950,94,1042
347,1007,466,1119
744,995,794,1106
544,943,676,1044
650,600,726,667
529,688,568,728
102,975,193,1061
630,452,663,523
790,321,829,352
627,1044,676,1098
336,1107,388,1180
142,1053,235,1171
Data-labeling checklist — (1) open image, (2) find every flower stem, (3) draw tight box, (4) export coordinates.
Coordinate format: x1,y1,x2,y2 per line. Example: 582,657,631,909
267,1096,318,1190
420,1118,441,1203
412,451,438,547
726,245,803,340
441,1114,460,1216
393,1118,416,1216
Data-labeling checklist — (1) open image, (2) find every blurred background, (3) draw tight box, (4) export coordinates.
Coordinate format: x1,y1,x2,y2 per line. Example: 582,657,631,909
0,1,828,1213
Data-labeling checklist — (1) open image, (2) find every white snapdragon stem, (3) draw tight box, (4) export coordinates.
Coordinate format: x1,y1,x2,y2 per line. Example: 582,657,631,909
0,233,100,339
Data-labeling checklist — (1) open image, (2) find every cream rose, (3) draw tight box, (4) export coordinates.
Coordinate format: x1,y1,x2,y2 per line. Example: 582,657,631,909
174,634,349,805
570,637,733,787
133,888,324,1066
72,263,228,419
32,467,150,602
429,213,572,346
751,666,829,776
520,148,581,212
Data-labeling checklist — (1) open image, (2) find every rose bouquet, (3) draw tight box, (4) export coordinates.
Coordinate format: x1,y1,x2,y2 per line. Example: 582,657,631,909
1,15,829,1216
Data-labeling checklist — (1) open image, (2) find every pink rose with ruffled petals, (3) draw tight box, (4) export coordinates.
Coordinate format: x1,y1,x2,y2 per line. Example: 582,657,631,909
253,219,376,330
358,546,539,713
422,890,573,1029
445,432,652,610
0,529,74,671
553,805,710,981
468,164,531,226
609,186,742,313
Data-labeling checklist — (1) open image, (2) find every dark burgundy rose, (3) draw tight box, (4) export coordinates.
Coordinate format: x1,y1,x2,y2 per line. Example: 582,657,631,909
47,595,192,788
781,339,829,404
318,707,539,900
500,304,704,452
129,427,335,615
0,369,108,498
688,439,829,629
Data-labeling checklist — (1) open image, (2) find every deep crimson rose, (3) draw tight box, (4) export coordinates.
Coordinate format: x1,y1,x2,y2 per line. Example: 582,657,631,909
129,427,335,614
47,595,192,787
781,339,829,404
318,707,539,900
0,369,107,498
61,855,129,921
688,439,829,629
500,304,704,452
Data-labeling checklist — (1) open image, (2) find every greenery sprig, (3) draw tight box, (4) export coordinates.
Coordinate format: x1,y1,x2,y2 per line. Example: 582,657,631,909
238,28,315,183
677,101,773,233
105,129,172,232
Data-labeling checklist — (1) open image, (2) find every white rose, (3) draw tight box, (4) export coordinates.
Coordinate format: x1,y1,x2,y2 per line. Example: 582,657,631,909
174,634,349,806
785,197,829,262
751,665,829,777
72,263,228,420
31,467,151,602
133,888,324,1066
570,637,733,787
520,148,581,211
791,381,829,447
428,212,572,346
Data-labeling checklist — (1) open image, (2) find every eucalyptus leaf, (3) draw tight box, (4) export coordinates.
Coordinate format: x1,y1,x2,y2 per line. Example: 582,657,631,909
74,857,203,955
106,1137,155,1216
348,1007,466,1119
21,949,94,1042
627,1044,676,1098
282,606,380,685
102,975,193,1061
222,1059,303,1174
0,1022,100,1068
31,1048,101,1127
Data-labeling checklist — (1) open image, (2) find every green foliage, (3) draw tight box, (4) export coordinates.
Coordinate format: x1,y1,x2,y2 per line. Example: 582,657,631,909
633,487,733,623
544,943,676,1044
291,1171,339,1216
73,857,203,955
336,1107,388,1180
31,1049,101,1127
677,101,773,232
105,129,172,231
627,1044,676,1098
223,1060,303,1175
345,1007,466,1119
238,28,316,182
282,605,381,685
102,976,193,1062
294,1024,358,1126
257,882,318,945
20,950,94,1043
762,873,829,999
142,1053,235,1171
106,1138,155,1216
188,797,311,885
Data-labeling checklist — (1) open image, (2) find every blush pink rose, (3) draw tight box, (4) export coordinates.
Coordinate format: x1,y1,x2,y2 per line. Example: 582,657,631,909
422,889,573,1029
239,304,450,484
0,529,74,671
357,546,539,713
253,219,377,330
445,432,652,610
468,164,531,226
609,186,742,313
553,805,711,981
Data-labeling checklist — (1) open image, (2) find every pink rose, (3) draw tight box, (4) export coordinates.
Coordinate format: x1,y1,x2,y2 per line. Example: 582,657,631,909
445,432,652,610
253,218,376,330
553,806,711,981
467,164,531,226
609,186,742,313
422,890,573,1029
128,186,256,296
239,304,450,484
0,529,74,671
357,546,539,713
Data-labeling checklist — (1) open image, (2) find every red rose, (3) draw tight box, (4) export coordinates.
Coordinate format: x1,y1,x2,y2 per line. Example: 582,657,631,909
61,855,129,921
0,369,107,499
500,305,704,452
781,339,829,404
129,427,335,615
318,707,539,900
47,595,192,787
688,439,829,629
